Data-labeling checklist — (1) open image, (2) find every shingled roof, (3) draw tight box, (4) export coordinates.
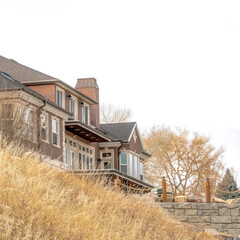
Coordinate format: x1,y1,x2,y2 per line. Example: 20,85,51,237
0,72,70,115
0,56,57,83
0,55,97,104
100,122,136,142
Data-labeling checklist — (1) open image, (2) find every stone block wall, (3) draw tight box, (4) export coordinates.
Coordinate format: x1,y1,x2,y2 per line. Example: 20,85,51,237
160,203,240,235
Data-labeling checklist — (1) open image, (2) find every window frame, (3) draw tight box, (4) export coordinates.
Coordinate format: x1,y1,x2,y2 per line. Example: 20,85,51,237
65,136,95,171
52,117,60,147
120,152,127,174
81,102,89,125
56,86,65,108
69,95,78,120
100,149,114,169
40,113,49,142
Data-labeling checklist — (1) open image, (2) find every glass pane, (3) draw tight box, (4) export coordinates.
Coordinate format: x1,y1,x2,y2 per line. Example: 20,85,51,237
85,106,88,124
129,154,133,176
79,153,82,169
53,133,57,145
89,149,92,155
90,158,93,170
103,152,111,158
140,162,143,175
82,105,85,123
41,114,46,127
120,165,127,174
41,128,47,140
82,155,86,169
52,119,57,133
120,152,127,164
57,90,62,107
87,156,89,169
64,147,68,164
134,156,138,178
104,161,111,169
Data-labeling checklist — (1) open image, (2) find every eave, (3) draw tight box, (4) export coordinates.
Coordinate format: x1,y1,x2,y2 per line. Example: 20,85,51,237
65,120,111,142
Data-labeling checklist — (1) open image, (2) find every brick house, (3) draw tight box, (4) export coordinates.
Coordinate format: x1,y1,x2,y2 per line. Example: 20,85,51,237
0,55,152,190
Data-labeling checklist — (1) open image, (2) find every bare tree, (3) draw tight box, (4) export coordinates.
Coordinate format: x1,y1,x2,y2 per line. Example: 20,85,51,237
100,103,132,124
143,126,224,197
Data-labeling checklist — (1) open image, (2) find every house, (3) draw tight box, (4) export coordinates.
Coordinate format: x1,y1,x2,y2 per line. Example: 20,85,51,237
0,55,153,190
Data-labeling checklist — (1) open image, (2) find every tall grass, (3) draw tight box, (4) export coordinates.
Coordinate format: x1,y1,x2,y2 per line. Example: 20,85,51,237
0,139,218,240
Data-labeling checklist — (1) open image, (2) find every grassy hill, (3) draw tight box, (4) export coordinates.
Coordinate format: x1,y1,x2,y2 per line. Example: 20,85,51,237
0,141,217,240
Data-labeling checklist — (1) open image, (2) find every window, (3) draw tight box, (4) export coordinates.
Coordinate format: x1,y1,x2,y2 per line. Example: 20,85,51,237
140,162,144,181
129,154,133,177
17,106,35,141
100,150,114,169
68,95,78,120
70,150,75,169
103,152,111,158
82,103,89,125
52,118,59,146
120,152,127,174
66,136,94,170
40,114,48,141
134,156,138,178
56,90,63,107
80,151,94,169
64,146,68,164
69,98,75,119
1,104,13,120
103,161,111,169
1,104,13,127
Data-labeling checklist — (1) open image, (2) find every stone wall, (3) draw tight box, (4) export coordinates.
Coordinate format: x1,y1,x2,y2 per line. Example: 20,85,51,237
160,203,240,235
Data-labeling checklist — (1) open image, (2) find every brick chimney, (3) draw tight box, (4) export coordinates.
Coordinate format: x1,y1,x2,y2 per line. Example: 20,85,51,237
75,78,100,128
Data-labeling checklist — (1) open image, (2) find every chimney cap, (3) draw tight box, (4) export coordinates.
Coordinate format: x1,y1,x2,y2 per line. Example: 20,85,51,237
76,78,99,89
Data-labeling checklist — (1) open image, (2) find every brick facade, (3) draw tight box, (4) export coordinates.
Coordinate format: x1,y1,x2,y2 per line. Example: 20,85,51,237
28,84,56,103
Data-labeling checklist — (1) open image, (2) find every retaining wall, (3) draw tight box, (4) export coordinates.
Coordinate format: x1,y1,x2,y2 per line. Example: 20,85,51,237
160,203,240,235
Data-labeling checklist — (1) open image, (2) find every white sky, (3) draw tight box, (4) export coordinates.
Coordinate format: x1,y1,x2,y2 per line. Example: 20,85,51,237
1,0,240,177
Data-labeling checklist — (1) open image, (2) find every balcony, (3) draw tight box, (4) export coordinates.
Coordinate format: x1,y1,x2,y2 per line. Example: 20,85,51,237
65,120,111,142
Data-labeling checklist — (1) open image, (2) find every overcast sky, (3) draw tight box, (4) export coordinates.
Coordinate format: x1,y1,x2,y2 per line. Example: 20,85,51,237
1,0,240,178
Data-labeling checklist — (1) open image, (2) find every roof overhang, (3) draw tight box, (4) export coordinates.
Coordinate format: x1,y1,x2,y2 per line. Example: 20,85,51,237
99,141,122,148
65,120,111,142
23,79,97,105
140,151,151,160
74,169,154,190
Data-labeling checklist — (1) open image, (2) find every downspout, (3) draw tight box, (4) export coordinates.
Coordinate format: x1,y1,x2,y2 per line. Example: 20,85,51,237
117,140,123,171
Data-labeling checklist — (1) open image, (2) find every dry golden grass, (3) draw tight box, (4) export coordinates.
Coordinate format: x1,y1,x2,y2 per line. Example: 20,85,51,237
0,140,218,240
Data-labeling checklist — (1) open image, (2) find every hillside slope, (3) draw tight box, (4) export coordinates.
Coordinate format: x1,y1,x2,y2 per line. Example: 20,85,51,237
0,141,216,240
